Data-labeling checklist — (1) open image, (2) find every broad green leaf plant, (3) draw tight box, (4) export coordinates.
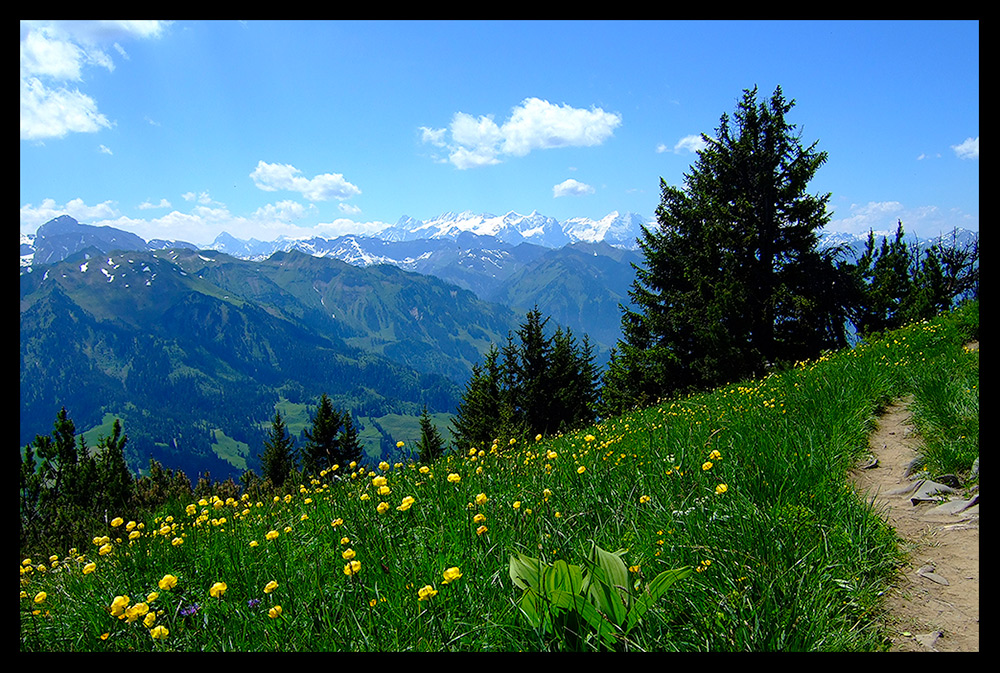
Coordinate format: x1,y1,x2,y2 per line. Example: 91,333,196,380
509,542,693,650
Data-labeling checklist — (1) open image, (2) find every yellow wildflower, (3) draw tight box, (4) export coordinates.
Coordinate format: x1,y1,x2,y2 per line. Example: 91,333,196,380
158,574,178,591
417,584,438,601
447,473,461,484
397,495,415,511
344,560,361,576
442,567,462,584
209,581,228,598
269,605,283,619
150,625,169,640
110,595,130,617
715,483,729,495
264,580,279,594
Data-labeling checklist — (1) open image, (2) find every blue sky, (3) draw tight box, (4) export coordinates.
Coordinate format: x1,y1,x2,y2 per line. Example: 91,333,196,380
20,20,979,246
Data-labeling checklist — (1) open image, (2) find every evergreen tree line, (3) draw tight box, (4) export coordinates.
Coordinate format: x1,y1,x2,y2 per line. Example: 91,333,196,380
256,393,364,489
449,307,601,451
19,393,367,555
600,85,979,414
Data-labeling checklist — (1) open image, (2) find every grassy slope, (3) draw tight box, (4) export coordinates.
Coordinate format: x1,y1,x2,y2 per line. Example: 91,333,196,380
19,303,978,652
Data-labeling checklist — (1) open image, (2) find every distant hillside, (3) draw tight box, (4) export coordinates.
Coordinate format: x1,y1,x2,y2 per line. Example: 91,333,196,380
20,247,512,481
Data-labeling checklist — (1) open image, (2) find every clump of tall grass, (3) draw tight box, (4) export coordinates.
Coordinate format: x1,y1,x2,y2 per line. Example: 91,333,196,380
20,303,977,652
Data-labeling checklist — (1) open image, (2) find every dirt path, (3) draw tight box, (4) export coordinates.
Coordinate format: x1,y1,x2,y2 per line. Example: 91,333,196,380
849,387,979,652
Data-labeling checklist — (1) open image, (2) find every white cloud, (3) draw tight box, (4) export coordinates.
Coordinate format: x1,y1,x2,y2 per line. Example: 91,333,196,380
20,77,112,140
98,144,113,155
673,134,708,154
182,191,219,205
553,178,595,198
250,161,362,202
20,197,120,234
138,198,171,210
338,203,362,215
21,194,391,246
826,200,976,238
20,20,169,141
952,136,979,160
422,97,622,169
251,199,316,222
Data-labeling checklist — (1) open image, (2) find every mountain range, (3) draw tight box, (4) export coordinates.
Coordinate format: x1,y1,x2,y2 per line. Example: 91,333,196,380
20,212,977,481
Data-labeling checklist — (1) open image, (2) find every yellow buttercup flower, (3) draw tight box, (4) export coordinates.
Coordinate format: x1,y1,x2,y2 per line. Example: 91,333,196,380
447,473,461,484
397,495,415,511
158,574,178,591
266,530,279,540
715,483,729,495
372,475,387,488
344,560,361,576
417,585,438,601
476,525,488,536
209,581,228,598
264,580,279,594
377,502,390,514
150,625,169,640
442,567,462,584
83,562,97,574
111,517,124,527
577,465,587,474
269,605,283,619
33,591,47,604
475,493,488,505
702,461,713,471
342,548,356,560
110,595,130,617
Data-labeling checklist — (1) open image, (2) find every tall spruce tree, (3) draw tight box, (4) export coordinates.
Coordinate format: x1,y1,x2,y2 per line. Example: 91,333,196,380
339,410,363,467
450,345,503,450
451,309,602,450
417,405,446,464
301,393,342,475
607,85,848,412
261,410,297,488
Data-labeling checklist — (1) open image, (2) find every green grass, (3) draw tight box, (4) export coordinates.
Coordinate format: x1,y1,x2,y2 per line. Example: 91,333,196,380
19,303,979,651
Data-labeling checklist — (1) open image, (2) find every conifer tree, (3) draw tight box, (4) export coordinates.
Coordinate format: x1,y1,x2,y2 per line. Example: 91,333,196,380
450,346,503,450
417,405,446,464
610,85,848,411
339,410,363,467
261,410,297,488
451,309,602,449
301,393,342,475
95,418,133,517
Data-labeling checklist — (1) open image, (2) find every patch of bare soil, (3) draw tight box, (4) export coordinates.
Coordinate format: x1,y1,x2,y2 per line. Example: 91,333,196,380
850,388,979,652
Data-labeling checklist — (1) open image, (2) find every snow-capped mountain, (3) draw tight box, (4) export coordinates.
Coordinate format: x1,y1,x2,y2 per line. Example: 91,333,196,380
377,209,648,249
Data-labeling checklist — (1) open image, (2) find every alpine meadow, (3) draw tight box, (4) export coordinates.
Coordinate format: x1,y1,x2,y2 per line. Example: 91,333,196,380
21,28,978,652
